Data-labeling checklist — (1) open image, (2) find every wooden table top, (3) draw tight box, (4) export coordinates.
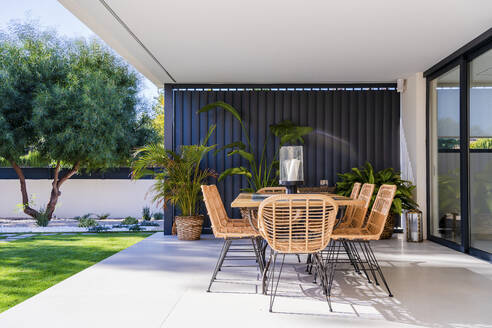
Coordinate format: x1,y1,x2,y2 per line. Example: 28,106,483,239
230,193,365,208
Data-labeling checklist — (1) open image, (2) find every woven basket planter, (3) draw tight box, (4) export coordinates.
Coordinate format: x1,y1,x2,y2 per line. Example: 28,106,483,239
175,215,204,240
380,213,396,239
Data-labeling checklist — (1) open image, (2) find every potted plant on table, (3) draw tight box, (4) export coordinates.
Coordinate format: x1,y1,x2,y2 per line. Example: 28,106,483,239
131,126,217,240
336,162,419,239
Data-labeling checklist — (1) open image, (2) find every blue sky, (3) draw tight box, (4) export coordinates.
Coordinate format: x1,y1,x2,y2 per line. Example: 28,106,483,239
0,0,158,102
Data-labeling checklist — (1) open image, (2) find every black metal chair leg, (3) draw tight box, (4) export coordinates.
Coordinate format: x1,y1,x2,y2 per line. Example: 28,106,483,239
359,240,379,285
207,239,232,292
351,240,372,283
365,241,393,297
269,253,285,313
343,240,361,273
262,252,273,295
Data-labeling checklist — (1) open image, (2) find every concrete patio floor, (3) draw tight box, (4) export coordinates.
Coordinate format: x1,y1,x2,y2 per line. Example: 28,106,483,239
0,233,491,328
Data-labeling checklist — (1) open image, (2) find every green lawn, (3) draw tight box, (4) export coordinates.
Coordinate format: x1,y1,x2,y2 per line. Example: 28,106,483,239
0,232,152,313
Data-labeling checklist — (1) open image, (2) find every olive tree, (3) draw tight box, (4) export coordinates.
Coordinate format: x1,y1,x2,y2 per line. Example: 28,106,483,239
0,22,158,220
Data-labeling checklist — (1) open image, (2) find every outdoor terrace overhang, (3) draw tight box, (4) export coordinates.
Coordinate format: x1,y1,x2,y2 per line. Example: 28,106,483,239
58,0,492,86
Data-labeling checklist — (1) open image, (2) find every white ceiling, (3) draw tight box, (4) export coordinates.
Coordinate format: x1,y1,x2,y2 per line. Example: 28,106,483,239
59,0,492,86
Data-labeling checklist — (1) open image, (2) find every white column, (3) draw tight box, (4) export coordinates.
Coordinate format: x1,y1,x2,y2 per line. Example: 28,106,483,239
401,73,428,238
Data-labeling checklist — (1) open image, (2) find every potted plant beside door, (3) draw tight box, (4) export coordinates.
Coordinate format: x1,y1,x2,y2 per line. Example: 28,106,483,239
131,126,217,240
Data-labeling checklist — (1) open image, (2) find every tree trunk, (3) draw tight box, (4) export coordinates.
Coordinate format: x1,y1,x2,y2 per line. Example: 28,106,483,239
45,161,80,219
9,160,40,218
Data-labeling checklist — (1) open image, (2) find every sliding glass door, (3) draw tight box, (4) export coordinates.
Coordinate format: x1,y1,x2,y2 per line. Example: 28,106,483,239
428,66,462,246
469,48,492,254
427,34,492,261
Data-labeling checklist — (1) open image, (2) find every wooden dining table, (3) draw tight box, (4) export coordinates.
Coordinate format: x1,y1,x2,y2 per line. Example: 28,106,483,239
231,192,365,208
231,192,365,232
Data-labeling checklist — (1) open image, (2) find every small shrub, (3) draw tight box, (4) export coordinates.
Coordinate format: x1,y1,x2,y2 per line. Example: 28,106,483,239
152,212,164,221
78,217,98,228
35,209,50,227
140,221,159,227
88,225,111,232
129,224,142,231
73,213,93,221
97,213,110,220
122,216,138,225
142,207,151,221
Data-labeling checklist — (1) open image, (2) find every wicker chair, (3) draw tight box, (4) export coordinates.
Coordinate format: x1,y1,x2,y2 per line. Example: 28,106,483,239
201,185,264,292
257,187,287,194
338,182,361,225
336,183,374,230
330,184,397,296
258,194,338,312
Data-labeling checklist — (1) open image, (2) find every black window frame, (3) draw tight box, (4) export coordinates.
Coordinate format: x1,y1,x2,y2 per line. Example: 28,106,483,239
425,28,492,262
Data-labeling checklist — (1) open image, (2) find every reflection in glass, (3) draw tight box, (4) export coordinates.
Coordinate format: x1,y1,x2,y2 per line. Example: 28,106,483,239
470,48,492,253
429,66,461,243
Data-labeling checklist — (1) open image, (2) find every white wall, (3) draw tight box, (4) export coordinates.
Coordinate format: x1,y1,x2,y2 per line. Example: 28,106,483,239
0,179,161,219
401,73,428,237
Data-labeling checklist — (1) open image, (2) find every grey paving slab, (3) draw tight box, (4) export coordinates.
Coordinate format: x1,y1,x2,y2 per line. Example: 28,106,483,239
0,234,490,328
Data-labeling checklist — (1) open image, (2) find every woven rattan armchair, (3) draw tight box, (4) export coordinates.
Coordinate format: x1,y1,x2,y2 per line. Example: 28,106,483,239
329,184,397,296
336,183,374,230
338,182,361,225
201,185,264,292
258,194,338,312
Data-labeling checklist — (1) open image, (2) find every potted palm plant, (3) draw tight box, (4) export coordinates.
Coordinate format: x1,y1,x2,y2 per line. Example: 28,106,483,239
336,162,419,239
132,126,217,240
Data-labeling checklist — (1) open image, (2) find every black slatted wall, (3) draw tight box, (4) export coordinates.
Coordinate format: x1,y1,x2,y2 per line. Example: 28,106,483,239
164,85,400,234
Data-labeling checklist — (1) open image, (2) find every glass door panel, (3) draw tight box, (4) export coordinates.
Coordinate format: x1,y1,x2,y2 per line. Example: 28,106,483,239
469,48,492,253
429,66,461,244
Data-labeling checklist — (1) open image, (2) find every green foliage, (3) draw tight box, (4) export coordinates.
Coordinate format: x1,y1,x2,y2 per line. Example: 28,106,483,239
198,102,313,191
438,170,460,215
139,221,159,227
438,138,460,150
142,207,151,221
128,224,142,231
34,209,50,227
132,126,217,216
87,225,110,232
97,213,110,220
122,216,139,225
152,212,164,220
78,217,98,228
336,162,419,215
0,21,158,219
32,39,158,170
152,90,164,140
470,138,492,149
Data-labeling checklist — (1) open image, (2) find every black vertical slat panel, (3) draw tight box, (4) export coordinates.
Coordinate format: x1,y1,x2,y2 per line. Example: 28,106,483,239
358,92,366,167
174,91,183,153
224,92,234,211
170,86,400,234
366,91,375,167
324,92,332,182
199,92,209,167
383,91,391,166
374,91,383,170
332,91,341,178
392,92,400,170
315,91,324,181
349,91,358,168
183,92,192,146
307,91,316,186
191,91,199,145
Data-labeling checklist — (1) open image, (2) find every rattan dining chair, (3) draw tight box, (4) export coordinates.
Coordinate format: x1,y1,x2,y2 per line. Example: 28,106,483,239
328,183,375,278
257,187,287,194
201,185,264,292
338,182,361,225
258,194,338,312
336,183,374,230
329,184,397,296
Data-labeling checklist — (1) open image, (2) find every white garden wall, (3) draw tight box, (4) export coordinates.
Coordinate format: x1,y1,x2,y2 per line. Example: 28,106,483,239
0,179,161,219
